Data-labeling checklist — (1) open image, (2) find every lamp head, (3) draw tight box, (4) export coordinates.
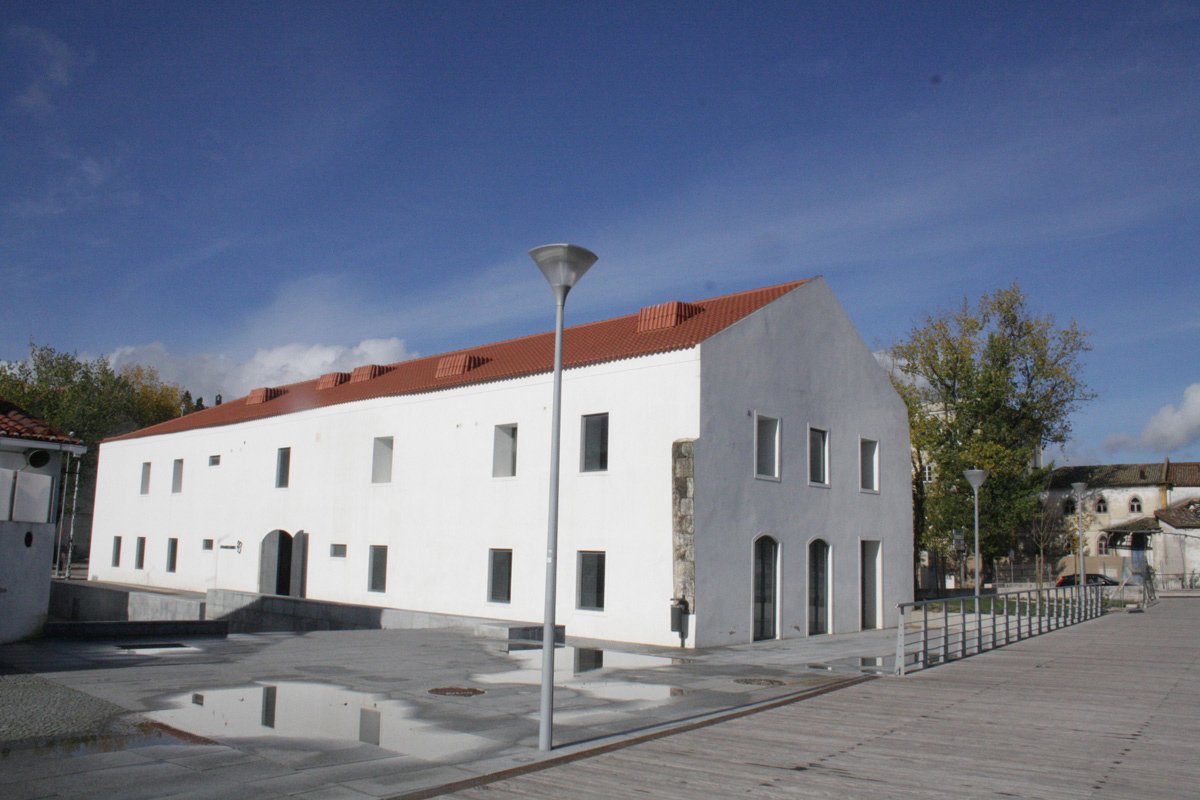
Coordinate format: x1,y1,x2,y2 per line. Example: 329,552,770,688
963,468,988,491
1071,481,1087,496
529,243,598,296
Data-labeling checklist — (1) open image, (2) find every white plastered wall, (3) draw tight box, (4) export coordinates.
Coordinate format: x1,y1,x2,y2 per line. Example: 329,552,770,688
91,349,701,646
691,278,913,646
0,446,62,643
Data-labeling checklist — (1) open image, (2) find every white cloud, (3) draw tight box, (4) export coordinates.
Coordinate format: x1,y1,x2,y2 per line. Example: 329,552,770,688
106,338,415,403
5,25,87,115
1104,384,1200,455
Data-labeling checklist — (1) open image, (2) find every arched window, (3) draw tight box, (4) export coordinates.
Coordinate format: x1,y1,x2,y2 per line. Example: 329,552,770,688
1097,534,1109,555
1130,496,1142,514
1096,497,1108,514
1063,498,1076,515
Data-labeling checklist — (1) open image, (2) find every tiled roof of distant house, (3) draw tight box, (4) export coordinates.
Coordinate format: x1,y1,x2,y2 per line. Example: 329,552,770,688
1102,515,1161,534
0,399,84,447
108,279,812,442
1157,498,1200,530
1048,460,1200,490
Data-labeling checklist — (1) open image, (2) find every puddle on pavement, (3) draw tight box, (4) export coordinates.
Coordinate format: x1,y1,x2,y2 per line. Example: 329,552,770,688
114,642,199,655
474,646,677,704
148,682,493,762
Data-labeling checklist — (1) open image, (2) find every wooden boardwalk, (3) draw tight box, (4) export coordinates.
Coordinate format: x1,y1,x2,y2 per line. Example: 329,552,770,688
439,599,1200,799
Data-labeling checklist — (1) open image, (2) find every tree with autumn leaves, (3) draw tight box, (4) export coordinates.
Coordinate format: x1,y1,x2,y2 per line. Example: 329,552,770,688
889,284,1093,582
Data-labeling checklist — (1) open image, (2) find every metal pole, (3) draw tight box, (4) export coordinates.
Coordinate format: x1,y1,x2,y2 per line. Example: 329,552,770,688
64,457,81,580
972,484,982,653
52,452,72,576
538,288,568,752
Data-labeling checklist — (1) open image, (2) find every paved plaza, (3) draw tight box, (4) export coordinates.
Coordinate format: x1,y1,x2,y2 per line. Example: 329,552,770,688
2,600,1196,798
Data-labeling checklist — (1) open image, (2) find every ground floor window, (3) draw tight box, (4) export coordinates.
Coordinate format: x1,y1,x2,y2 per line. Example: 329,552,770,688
135,536,146,570
166,538,178,573
577,551,606,610
489,549,512,603
111,536,122,567
368,545,388,593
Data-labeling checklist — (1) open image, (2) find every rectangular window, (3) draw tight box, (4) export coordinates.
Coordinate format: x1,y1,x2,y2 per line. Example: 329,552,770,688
276,447,291,488
330,543,347,558
860,439,879,492
809,427,829,485
140,462,151,495
172,459,184,493
135,536,146,570
755,414,780,479
209,455,221,466
202,539,214,551
581,413,609,472
922,463,935,483
111,536,122,567
166,538,178,573
368,545,388,593
488,549,513,603
577,551,606,610
371,437,393,484
492,424,518,478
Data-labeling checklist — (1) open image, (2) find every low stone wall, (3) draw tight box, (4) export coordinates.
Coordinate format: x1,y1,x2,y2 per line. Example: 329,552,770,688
49,580,206,622
206,588,560,641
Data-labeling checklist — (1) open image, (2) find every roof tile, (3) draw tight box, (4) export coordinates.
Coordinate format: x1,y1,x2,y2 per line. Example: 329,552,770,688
0,398,83,446
107,279,810,442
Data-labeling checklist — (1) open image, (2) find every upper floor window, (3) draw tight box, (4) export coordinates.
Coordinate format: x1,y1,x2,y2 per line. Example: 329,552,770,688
808,427,829,485
754,414,780,480
276,447,291,488
1095,496,1108,514
140,462,151,495
372,436,394,484
1063,498,1076,515
493,424,518,478
581,413,609,473
860,438,879,492
171,459,184,493
1130,496,1142,514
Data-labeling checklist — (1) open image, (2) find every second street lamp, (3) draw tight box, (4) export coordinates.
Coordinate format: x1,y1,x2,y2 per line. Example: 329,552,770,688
963,468,988,653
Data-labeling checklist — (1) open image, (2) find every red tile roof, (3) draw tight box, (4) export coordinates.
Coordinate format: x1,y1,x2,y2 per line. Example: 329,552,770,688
108,280,811,443
0,398,84,447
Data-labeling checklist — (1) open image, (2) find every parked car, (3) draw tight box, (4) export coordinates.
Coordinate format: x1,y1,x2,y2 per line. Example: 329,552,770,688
1055,573,1119,587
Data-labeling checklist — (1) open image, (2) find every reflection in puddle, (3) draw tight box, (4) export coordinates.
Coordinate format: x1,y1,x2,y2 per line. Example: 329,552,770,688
113,642,200,655
475,646,676,704
0,723,199,761
149,682,492,761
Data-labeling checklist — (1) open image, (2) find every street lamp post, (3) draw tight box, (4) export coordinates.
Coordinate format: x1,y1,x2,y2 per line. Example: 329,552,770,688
530,243,598,753
1072,481,1087,620
963,469,988,653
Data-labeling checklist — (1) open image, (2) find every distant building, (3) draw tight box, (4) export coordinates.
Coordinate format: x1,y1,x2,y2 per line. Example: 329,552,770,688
91,278,912,647
1,399,86,643
1046,461,1200,585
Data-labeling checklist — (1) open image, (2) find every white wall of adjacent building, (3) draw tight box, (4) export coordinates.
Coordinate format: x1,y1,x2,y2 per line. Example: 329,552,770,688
92,348,702,646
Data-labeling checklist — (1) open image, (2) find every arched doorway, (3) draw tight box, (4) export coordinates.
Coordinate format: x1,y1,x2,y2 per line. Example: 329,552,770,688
259,530,308,597
752,536,779,641
808,539,830,635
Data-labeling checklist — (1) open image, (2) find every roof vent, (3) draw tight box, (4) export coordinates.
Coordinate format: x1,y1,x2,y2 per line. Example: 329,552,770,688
317,371,350,390
435,353,489,379
246,387,284,405
637,300,702,333
349,364,390,384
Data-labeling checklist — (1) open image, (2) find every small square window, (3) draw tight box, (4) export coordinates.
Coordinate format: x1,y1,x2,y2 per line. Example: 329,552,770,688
860,439,878,492
493,424,518,478
276,447,291,488
135,536,146,570
209,455,221,466
202,539,214,551
330,543,347,558
111,536,123,567
368,545,388,593
166,538,178,573
581,413,609,473
140,463,151,495
577,551,606,610
172,459,184,493
755,414,780,479
489,549,512,603
809,427,829,485
372,437,394,484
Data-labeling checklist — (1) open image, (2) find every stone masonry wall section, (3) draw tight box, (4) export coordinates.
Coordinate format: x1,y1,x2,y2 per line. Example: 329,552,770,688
673,439,696,613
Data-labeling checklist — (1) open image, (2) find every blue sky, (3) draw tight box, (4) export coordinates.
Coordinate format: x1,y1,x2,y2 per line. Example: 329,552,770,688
2,2,1198,464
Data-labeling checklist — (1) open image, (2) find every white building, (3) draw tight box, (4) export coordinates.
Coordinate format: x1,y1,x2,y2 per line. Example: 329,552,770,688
1,399,86,643
90,277,912,647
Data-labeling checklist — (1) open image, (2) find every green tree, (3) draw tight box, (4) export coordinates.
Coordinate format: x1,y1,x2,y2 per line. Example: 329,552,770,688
890,284,1094,579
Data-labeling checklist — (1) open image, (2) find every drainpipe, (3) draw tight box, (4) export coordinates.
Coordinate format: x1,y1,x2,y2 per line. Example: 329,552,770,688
63,458,81,580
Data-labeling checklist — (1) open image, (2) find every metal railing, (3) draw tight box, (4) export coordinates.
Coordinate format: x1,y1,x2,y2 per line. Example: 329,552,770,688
894,584,1110,676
